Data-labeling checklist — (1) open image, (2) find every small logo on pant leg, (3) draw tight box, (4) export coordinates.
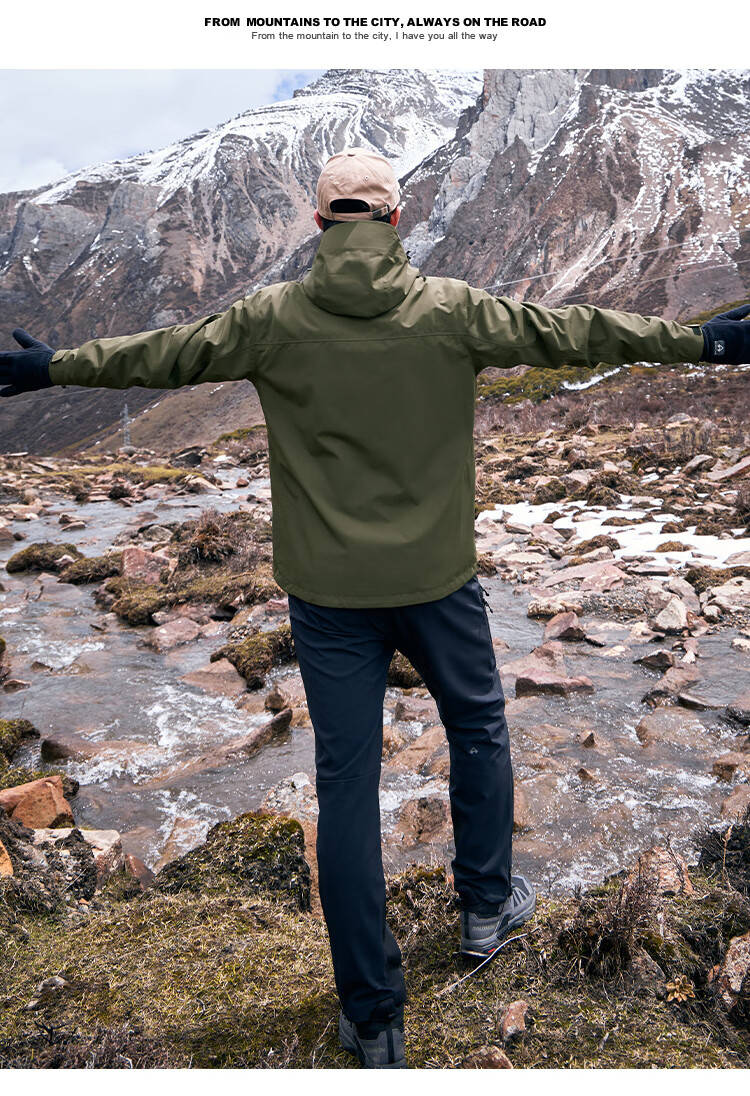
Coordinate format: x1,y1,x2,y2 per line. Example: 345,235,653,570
715,340,725,356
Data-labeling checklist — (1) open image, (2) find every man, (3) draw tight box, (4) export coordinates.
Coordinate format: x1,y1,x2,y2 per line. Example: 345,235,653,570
2,148,749,1069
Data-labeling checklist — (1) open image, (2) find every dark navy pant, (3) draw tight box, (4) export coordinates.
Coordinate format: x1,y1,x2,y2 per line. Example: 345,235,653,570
288,575,513,1024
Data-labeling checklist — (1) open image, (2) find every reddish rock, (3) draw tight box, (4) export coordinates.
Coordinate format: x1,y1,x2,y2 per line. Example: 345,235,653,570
712,753,750,782
461,1046,513,1068
382,725,406,759
726,691,750,726
627,846,694,897
720,784,750,819
0,838,13,877
651,598,689,633
715,932,750,1013
393,696,440,723
146,618,201,652
543,611,585,642
120,546,165,584
513,783,534,834
499,1000,529,1041
182,658,247,697
392,795,450,845
499,642,566,679
0,775,73,829
706,454,750,482
636,708,706,748
634,649,676,672
124,853,156,891
515,672,594,698
385,726,446,773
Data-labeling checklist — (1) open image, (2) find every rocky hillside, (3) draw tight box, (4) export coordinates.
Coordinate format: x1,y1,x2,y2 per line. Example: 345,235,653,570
1,68,749,456
402,69,750,318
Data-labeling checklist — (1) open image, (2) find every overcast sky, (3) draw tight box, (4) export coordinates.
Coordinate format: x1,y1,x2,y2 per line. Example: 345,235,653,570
0,70,325,193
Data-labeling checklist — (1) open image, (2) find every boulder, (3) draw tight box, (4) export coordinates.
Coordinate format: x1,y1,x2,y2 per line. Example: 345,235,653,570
181,658,247,697
146,617,202,652
634,649,676,672
385,726,447,774
527,596,582,619
262,773,321,916
461,1046,513,1068
714,932,750,1013
543,611,585,642
636,708,706,748
627,846,694,897
515,671,594,698
0,775,73,829
706,454,750,482
708,577,750,613
393,696,440,723
32,827,125,883
712,753,750,781
720,784,750,819
650,598,689,633
499,642,566,679
726,691,750,726
513,783,534,834
391,795,450,845
120,546,165,584
499,1000,529,1041
0,837,13,877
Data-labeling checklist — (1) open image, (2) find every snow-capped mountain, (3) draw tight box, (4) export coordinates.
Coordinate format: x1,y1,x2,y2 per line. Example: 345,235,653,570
402,69,750,320
0,68,748,455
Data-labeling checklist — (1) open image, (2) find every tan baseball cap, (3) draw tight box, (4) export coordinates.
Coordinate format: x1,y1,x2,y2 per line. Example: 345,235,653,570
316,148,401,221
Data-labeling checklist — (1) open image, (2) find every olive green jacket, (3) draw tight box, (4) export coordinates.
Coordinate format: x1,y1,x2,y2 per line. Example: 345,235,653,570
50,222,704,607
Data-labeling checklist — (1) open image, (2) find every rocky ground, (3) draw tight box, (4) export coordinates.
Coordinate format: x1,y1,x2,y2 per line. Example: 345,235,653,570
2,363,750,1065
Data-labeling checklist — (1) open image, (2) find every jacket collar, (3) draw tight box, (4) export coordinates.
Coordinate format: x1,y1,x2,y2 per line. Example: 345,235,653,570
302,221,419,318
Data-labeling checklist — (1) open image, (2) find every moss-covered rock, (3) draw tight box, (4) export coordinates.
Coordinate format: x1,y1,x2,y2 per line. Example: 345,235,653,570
0,761,79,799
684,565,750,594
387,652,424,688
0,719,39,763
212,624,295,689
59,552,123,585
533,478,567,505
150,812,311,911
6,542,83,574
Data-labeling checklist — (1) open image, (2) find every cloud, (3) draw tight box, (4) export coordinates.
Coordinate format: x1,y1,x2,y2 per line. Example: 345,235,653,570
0,70,325,193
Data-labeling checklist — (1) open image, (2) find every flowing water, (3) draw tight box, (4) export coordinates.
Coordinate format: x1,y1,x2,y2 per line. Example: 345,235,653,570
1,475,747,890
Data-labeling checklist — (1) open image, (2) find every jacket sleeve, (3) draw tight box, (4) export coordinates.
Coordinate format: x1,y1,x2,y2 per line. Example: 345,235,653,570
48,296,261,390
463,288,705,374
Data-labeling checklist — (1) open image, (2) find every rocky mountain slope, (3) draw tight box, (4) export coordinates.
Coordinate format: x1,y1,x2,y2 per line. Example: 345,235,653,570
0,69,482,454
1,68,749,456
402,69,750,318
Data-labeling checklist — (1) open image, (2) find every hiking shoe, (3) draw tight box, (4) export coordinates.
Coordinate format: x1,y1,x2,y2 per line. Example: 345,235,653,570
338,1012,406,1069
460,874,536,957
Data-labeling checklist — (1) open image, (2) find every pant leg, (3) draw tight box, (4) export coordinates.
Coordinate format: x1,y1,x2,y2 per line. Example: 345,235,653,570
388,576,513,910
288,594,405,1024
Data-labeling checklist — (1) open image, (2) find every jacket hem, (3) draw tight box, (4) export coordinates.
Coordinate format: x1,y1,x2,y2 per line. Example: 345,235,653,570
275,561,478,608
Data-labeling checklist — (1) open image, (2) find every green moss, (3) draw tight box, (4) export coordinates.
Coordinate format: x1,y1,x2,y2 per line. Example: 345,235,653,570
533,478,567,505
0,719,39,763
59,552,123,585
212,624,295,689
387,652,423,688
684,565,750,594
101,577,171,625
149,812,310,911
215,424,267,444
6,542,83,574
477,361,620,405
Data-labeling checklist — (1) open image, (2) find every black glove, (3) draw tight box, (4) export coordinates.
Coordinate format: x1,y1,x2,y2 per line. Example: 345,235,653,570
0,328,55,397
701,303,750,364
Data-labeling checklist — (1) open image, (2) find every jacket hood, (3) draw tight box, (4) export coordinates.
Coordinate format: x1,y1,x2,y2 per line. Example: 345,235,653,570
302,221,419,318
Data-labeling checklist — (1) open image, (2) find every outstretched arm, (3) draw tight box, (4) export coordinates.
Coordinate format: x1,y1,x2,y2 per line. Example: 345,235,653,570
0,297,261,397
464,290,750,372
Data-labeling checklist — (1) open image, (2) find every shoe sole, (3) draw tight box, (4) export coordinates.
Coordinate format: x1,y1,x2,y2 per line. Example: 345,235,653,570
460,888,537,958
338,1014,407,1069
